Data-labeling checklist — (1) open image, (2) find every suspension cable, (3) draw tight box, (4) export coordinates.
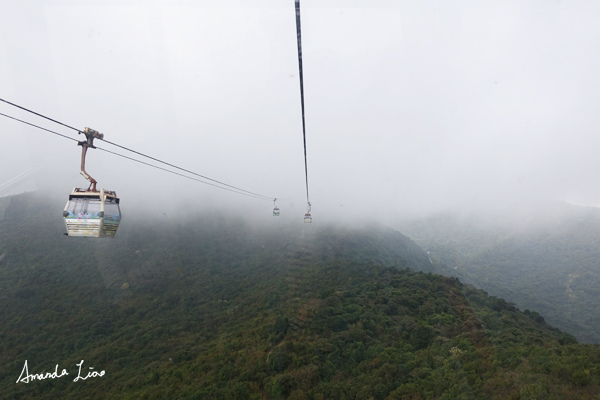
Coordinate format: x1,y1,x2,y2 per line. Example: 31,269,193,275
0,101,275,201
0,98,80,132
0,112,78,143
99,137,272,200
295,0,311,205
95,146,270,200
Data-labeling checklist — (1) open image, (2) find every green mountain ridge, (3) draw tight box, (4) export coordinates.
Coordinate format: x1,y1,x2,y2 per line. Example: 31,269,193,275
399,203,600,344
2,192,600,399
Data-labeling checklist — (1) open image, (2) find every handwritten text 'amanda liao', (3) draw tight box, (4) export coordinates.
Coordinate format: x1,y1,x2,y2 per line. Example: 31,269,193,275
16,360,105,383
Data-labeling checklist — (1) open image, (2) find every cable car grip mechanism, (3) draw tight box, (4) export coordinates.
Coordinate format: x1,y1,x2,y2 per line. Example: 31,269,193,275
77,127,104,192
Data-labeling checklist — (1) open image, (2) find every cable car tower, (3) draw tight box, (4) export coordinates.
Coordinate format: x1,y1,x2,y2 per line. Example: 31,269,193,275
63,128,121,238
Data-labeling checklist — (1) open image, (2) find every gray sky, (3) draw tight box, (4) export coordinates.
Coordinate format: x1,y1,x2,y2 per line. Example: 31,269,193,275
2,0,600,223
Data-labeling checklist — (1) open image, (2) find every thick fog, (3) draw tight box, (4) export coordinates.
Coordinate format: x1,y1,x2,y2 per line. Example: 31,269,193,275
2,1,600,225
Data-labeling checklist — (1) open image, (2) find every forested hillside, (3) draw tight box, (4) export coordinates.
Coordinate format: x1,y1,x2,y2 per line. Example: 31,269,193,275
399,203,600,344
2,192,600,399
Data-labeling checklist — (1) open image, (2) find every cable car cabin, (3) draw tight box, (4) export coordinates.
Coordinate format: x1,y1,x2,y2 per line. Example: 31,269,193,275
63,188,121,238
304,213,312,223
273,207,280,216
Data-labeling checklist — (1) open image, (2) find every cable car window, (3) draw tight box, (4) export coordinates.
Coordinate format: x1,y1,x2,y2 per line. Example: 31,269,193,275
66,199,102,219
104,202,121,221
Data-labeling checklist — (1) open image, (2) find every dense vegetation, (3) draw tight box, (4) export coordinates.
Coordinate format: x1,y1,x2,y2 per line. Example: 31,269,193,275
399,204,600,344
1,192,600,399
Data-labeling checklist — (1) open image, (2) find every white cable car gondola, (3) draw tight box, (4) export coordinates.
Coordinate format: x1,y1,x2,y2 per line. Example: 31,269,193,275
273,198,280,216
304,201,312,223
63,188,121,237
63,127,121,238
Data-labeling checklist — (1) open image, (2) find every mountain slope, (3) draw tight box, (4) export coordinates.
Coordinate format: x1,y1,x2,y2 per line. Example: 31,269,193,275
399,203,600,343
1,193,600,399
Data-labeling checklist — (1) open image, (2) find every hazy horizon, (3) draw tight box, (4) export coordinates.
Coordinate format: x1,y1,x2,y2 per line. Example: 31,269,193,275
3,1,600,225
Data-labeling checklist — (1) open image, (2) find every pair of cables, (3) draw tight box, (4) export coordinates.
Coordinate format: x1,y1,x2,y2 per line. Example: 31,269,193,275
1,0,313,211
295,0,312,214
0,98,274,202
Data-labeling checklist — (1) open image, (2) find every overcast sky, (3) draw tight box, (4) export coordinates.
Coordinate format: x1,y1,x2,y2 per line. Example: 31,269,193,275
2,0,600,223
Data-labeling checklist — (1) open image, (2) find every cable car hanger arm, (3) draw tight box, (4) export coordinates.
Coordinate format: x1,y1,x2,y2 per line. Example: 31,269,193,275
78,127,104,192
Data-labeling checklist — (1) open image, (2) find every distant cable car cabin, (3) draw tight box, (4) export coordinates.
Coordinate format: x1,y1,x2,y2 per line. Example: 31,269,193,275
63,127,121,238
304,201,312,223
273,198,280,216
304,213,312,223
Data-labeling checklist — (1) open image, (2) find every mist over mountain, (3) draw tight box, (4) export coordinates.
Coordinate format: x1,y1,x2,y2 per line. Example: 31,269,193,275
2,192,600,399
0,191,447,292
398,201,600,344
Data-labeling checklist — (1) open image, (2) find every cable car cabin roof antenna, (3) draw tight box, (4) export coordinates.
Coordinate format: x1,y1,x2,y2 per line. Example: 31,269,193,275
63,127,122,238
